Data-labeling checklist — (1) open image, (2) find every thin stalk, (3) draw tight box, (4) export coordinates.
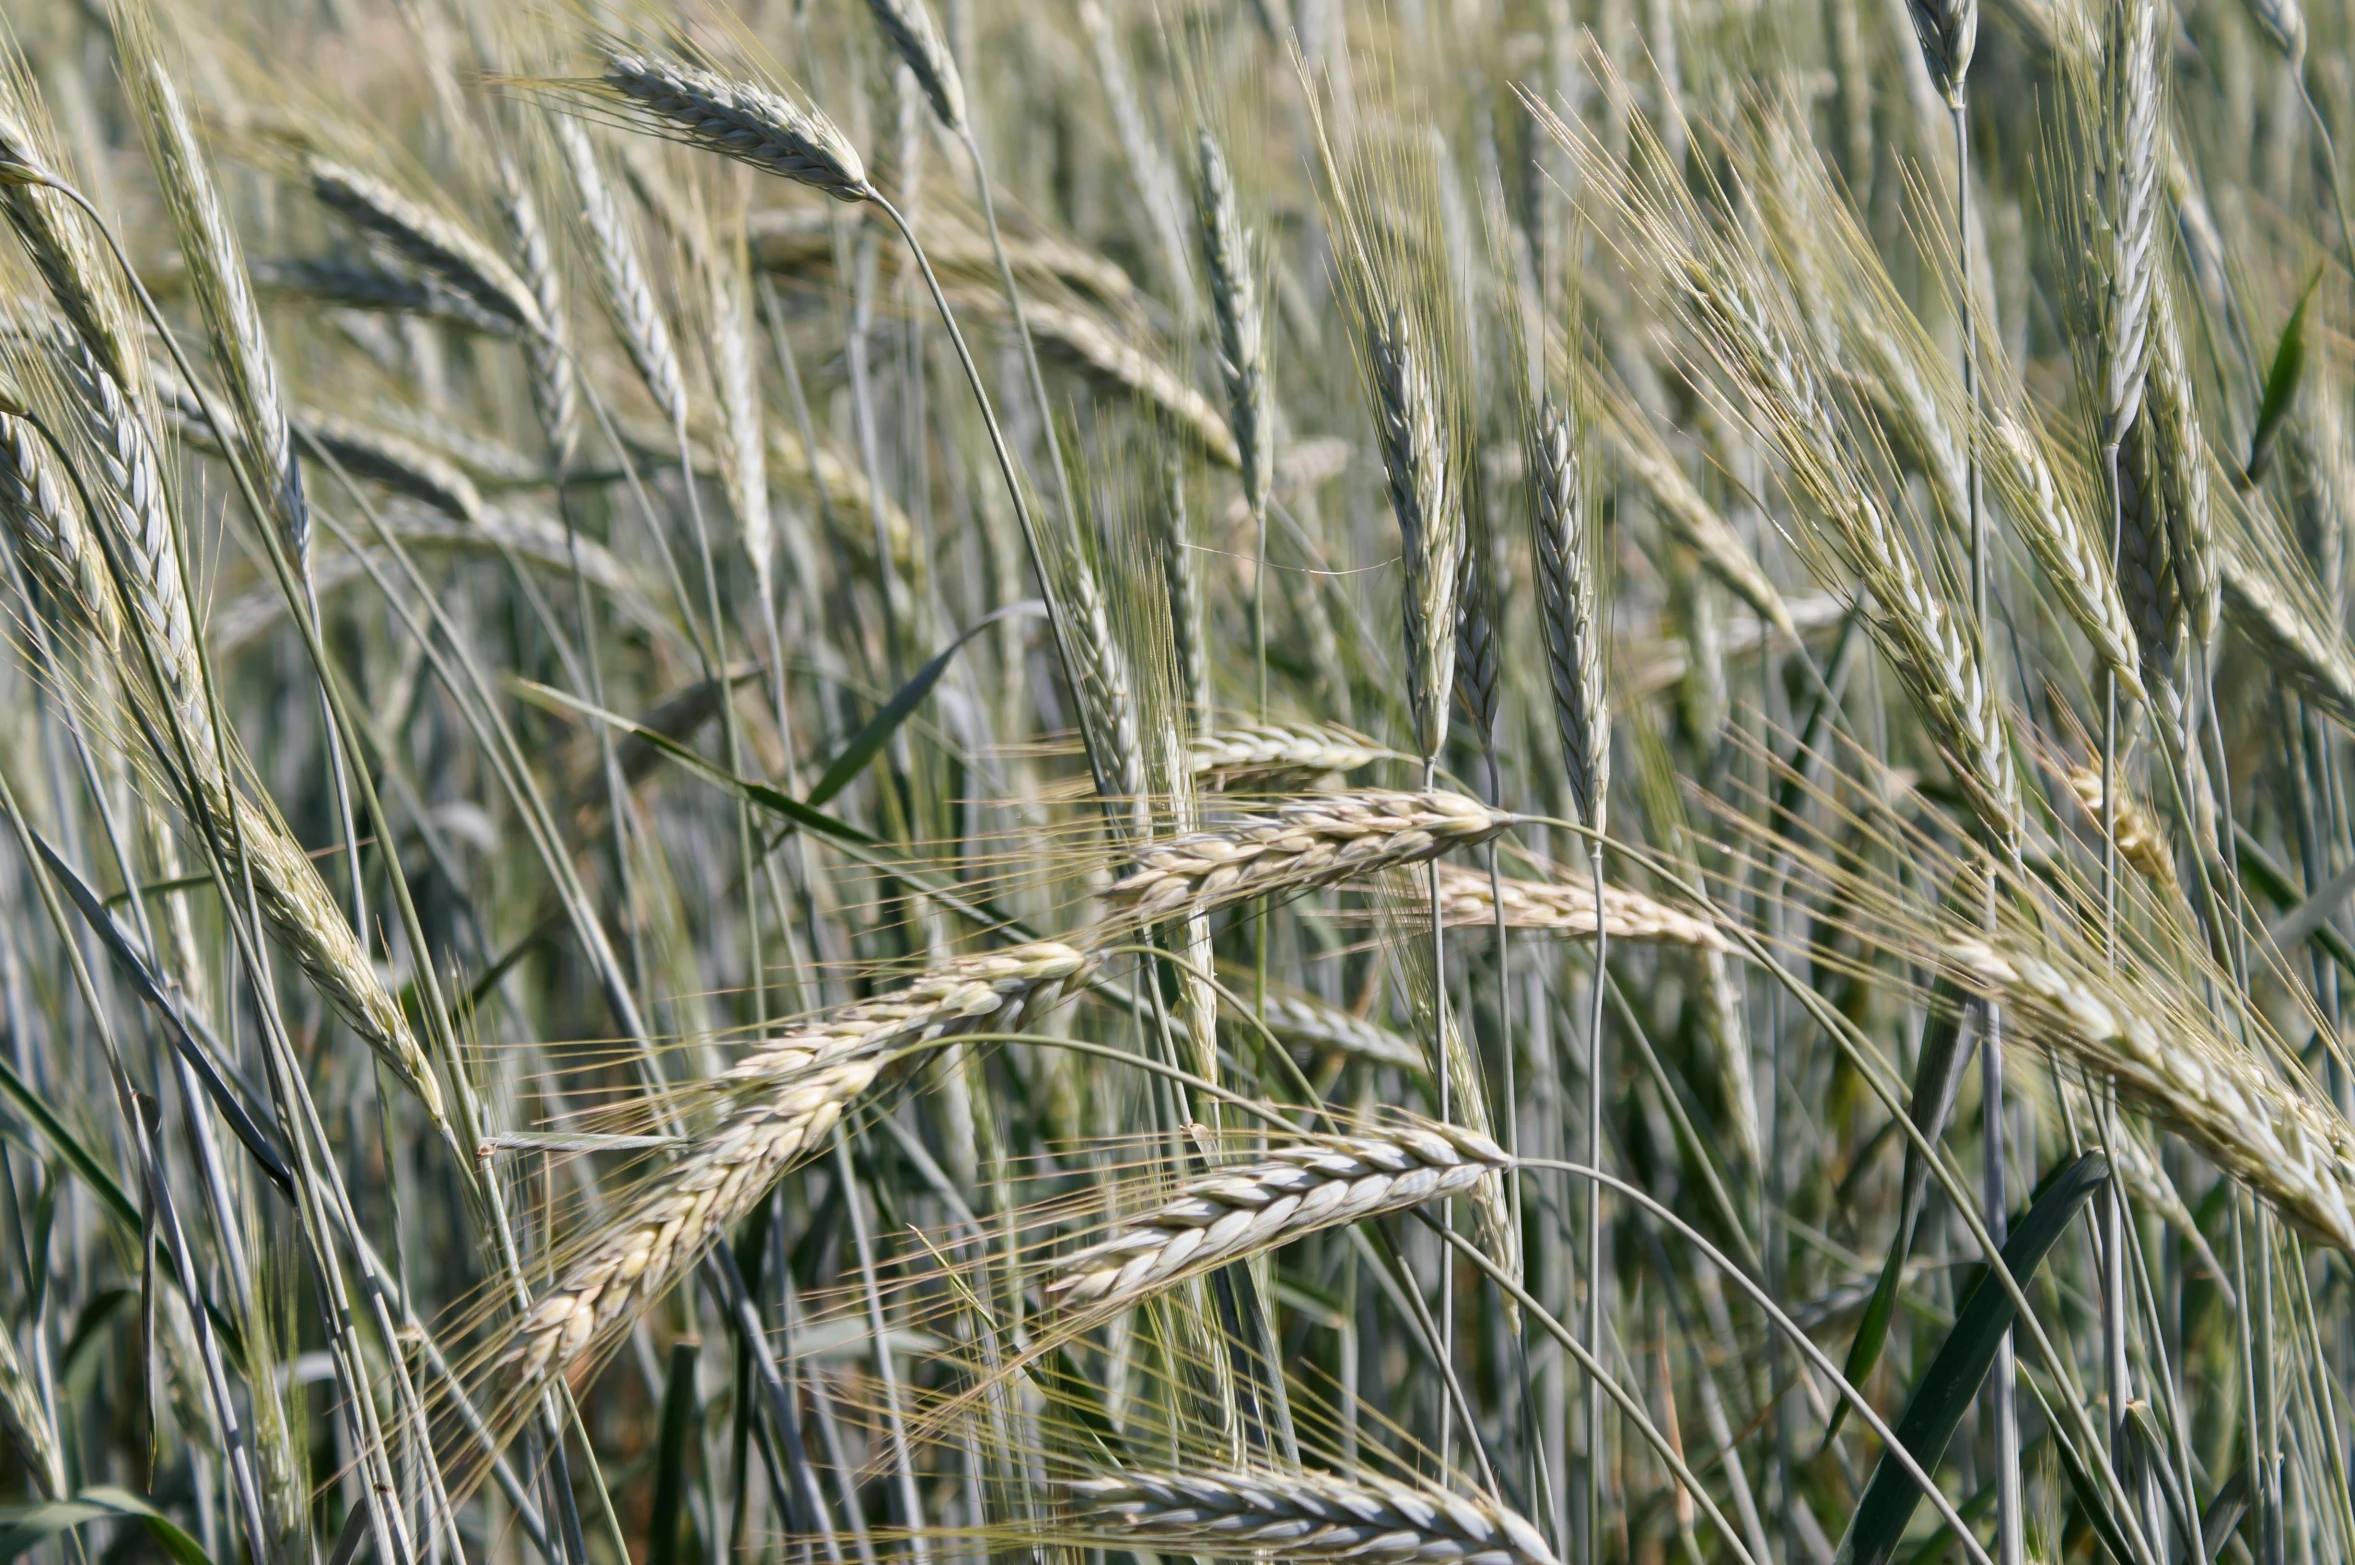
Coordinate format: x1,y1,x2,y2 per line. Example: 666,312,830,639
1584,840,1608,1565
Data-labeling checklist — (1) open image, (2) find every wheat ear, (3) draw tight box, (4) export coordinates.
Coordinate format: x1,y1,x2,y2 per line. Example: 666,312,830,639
597,53,870,201
1188,721,1393,792
1431,863,1729,950
2065,765,2177,893
1106,790,1512,923
0,1324,61,1501
0,408,119,645
1372,308,1461,766
1197,131,1271,513
1071,1467,1559,1565
1530,399,1609,834
1257,988,1429,1074
865,0,967,134
1987,412,2146,706
1049,1123,1511,1309
505,942,1095,1381
1946,936,2355,1254
305,155,544,333
554,116,687,430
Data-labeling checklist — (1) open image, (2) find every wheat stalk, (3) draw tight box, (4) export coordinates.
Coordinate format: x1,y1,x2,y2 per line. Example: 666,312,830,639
1106,789,1511,923
506,942,1095,1381
1049,1122,1510,1310
1429,863,1730,950
1946,935,2355,1254
1187,721,1392,792
1070,1466,1558,1565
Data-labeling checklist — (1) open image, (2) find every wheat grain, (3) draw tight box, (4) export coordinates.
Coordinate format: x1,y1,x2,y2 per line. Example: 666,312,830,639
506,942,1095,1381
1429,862,1731,950
125,44,306,548
1596,402,1795,640
1107,790,1510,923
1048,1123,1511,1309
248,256,519,337
1070,1466,1558,1565
598,53,869,202
2219,552,2355,730
498,157,581,467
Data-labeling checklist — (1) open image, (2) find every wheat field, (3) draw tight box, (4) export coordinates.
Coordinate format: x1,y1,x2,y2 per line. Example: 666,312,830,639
0,2,2347,1565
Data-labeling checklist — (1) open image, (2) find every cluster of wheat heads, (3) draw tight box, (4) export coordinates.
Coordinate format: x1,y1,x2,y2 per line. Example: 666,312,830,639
11,2,2355,1565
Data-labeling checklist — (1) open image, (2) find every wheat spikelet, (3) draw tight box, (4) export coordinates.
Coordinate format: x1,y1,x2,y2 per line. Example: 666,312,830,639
554,117,686,430
865,0,966,134
1530,399,1609,832
1020,298,1242,471
2065,764,2176,892
1455,500,1502,753
506,942,1095,1381
1904,0,1978,103
598,53,869,201
1257,988,1428,1074
1188,721,1391,792
57,342,205,731
1196,131,1270,513
1071,1466,1558,1565
1987,412,2146,705
1372,308,1460,765
0,1324,61,1501
1107,790,1510,923
1047,1122,1510,1309
306,154,543,334
0,409,119,645
1945,936,2355,1253
1430,863,1731,950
